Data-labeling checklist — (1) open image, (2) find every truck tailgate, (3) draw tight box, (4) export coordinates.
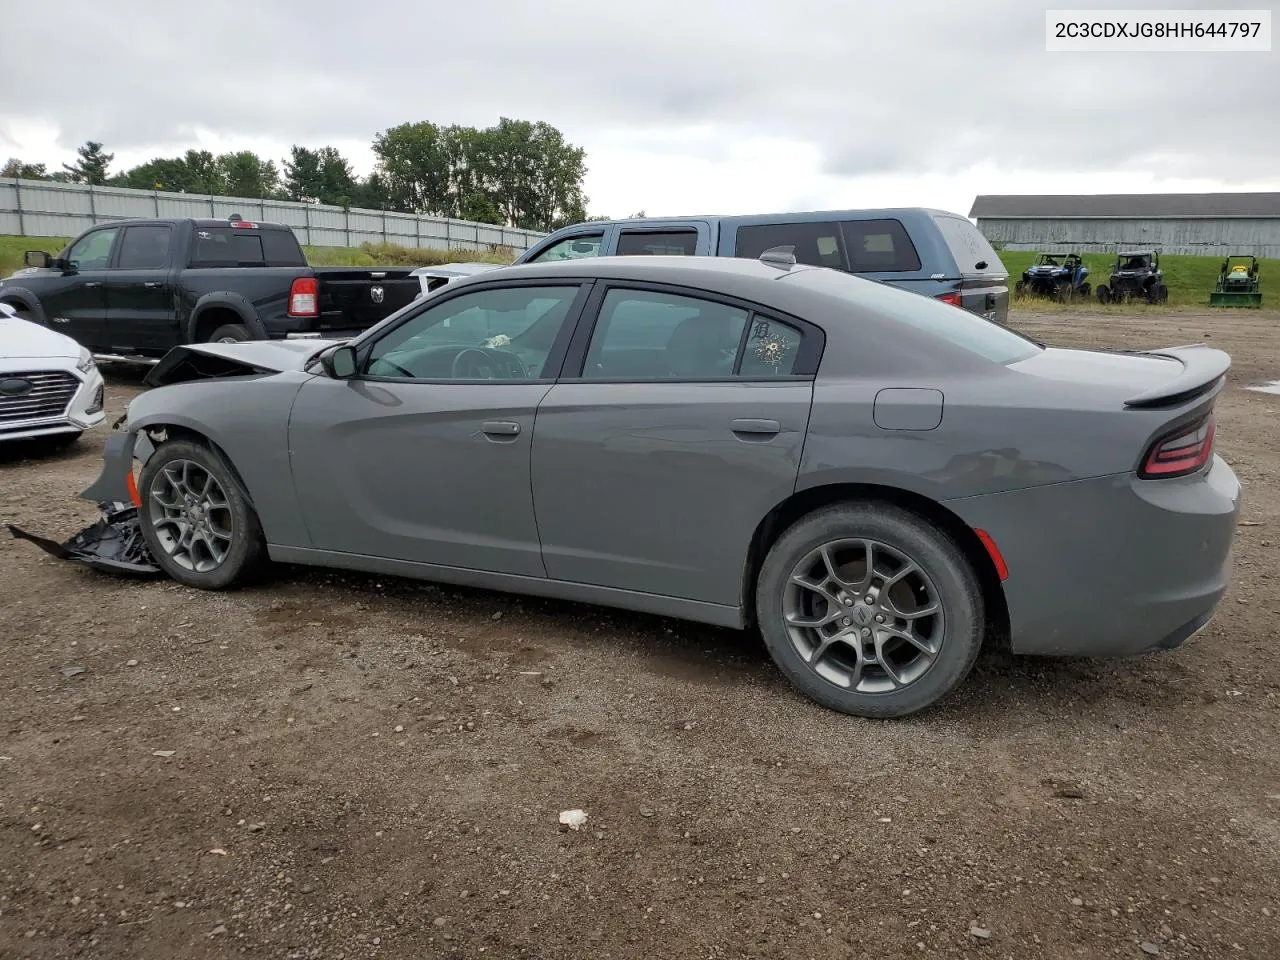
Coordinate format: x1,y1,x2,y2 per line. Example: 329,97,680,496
312,268,420,330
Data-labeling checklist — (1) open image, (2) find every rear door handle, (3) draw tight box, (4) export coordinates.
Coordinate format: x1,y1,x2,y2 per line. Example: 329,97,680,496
482,420,521,437
730,418,781,436
83,281,102,288
143,281,161,288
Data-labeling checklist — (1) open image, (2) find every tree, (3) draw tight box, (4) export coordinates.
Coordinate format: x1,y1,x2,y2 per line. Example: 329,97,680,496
218,151,280,198
1,158,49,180
370,122,451,215
62,140,114,185
281,145,357,205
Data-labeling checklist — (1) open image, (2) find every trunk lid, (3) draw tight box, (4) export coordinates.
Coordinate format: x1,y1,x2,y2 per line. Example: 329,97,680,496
1008,343,1230,407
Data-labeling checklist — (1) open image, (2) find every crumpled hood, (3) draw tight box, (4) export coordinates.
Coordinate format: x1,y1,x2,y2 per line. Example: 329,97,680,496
0,315,82,361
143,338,344,387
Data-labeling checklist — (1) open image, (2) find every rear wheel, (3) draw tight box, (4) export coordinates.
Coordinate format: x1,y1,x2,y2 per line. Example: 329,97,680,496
755,502,985,718
208,323,251,343
1151,283,1168,304
137,439,266,589
1097,285,1112,304
1079,282,1091,298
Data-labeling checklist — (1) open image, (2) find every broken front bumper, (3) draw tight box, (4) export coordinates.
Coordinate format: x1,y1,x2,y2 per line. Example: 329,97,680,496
7,428,164,576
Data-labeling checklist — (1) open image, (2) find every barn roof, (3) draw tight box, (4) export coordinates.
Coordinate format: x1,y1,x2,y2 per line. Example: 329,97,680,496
969,193,1280,219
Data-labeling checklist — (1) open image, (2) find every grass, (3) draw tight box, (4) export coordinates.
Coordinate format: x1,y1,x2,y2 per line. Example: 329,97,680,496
2,234,1273,310
997,249,1277,309
0,235,515,278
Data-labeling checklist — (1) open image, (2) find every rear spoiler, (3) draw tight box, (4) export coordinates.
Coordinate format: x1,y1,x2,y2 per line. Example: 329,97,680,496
1122,343,1231,408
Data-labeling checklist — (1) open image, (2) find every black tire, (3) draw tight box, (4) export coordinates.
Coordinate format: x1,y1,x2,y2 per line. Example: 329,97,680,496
755,502,985,718
136,439,266,590
1097,285,1112,304
208,323,251,343
1079,282,1091,298
1152,283,1168,305
3,304,36,324
1013,280,1025,297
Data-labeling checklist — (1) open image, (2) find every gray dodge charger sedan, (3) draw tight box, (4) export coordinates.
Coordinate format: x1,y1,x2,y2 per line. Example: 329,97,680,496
15,253,1240,717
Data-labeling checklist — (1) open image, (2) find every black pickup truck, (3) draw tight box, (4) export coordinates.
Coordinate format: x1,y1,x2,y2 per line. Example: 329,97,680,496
0,216,421,360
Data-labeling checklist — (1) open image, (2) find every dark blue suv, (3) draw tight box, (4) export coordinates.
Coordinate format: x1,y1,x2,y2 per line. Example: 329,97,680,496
513,208,1009,324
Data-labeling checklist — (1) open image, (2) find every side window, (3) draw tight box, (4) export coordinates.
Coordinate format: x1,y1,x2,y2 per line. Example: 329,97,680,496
65,227,119,270
739,315,805,377
527,233,604,262
365,285,581,381
582,288,748,381
733,222,845,270
616,230,698,256
841,219,922,272
116,225,172,270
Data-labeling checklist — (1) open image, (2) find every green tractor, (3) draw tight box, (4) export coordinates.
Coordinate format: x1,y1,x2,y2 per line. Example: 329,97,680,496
1209,255,1262,308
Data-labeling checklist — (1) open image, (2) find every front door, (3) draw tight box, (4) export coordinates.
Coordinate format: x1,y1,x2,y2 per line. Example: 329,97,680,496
40,225,119,349
531,283,819,608
104,223,178,353
288,280,590,577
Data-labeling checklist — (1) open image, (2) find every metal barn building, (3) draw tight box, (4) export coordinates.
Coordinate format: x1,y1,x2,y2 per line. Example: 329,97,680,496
969,193,1280,258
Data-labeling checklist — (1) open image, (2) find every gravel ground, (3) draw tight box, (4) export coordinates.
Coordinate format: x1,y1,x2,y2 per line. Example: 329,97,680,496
2,307,1279,960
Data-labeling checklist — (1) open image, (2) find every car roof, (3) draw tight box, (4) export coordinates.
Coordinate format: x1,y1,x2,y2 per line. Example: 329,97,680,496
567,207,959,229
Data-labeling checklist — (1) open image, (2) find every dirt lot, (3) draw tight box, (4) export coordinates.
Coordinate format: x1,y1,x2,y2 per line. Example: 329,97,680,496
3,307,1280,960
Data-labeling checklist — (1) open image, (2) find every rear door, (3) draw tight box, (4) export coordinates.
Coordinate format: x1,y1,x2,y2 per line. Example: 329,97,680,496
104,223,178,352
39,226,119,348
530,283,822,608
931,213,1010,324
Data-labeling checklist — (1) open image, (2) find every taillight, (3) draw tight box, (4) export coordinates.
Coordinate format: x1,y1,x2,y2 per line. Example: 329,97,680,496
936,292,963,307
1139,412,1215,479
289,277,318,317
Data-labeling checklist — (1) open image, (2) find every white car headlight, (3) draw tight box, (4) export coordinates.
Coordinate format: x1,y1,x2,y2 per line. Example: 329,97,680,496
76,346,95,375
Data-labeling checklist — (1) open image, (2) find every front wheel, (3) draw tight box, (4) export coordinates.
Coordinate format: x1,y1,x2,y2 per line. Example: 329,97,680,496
137,439,266,589
1097,285,1112,304
755,502,985,718
1079,282,1091,298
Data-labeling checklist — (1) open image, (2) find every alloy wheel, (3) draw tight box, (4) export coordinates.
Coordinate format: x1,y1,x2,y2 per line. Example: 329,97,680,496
782,538,944,694
147,458,234,572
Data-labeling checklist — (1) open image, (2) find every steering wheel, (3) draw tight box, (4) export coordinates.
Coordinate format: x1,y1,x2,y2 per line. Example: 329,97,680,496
451,347,525,379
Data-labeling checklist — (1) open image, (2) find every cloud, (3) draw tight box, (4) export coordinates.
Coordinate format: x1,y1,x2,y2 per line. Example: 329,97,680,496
1,0,1276,218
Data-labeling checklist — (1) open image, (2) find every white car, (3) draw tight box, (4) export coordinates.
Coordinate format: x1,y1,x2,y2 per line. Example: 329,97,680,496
410,262,501,299
0,302,106,444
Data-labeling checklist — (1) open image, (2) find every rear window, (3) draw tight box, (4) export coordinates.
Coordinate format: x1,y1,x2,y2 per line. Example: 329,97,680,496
840,219,921,272
188,227,306,268
933,215,1006,276
616,230,698,256
791,267,1039,365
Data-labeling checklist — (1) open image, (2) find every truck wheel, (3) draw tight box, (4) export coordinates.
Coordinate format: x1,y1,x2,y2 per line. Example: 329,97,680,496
1079,282,1091,298
136,439,266,590
208,323,251,343
1097,285,1111,304
754,502,984,718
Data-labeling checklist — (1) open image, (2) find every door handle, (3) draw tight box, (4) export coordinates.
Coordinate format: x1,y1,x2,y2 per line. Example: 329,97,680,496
730,418,781,436
83,281,102,288
482,420,521,437
143,281,161,288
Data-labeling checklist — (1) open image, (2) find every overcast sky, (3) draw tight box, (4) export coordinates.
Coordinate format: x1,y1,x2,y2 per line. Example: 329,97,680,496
2,0,1277,220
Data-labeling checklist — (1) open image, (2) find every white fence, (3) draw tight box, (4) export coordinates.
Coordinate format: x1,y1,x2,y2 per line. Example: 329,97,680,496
0,177,548,253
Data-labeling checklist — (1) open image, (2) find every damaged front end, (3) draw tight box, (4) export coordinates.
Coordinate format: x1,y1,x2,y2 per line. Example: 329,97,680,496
8,426,164,576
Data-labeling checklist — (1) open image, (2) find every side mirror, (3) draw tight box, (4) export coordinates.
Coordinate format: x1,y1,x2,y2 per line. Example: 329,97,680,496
322,344,358,379
23,250,52,268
